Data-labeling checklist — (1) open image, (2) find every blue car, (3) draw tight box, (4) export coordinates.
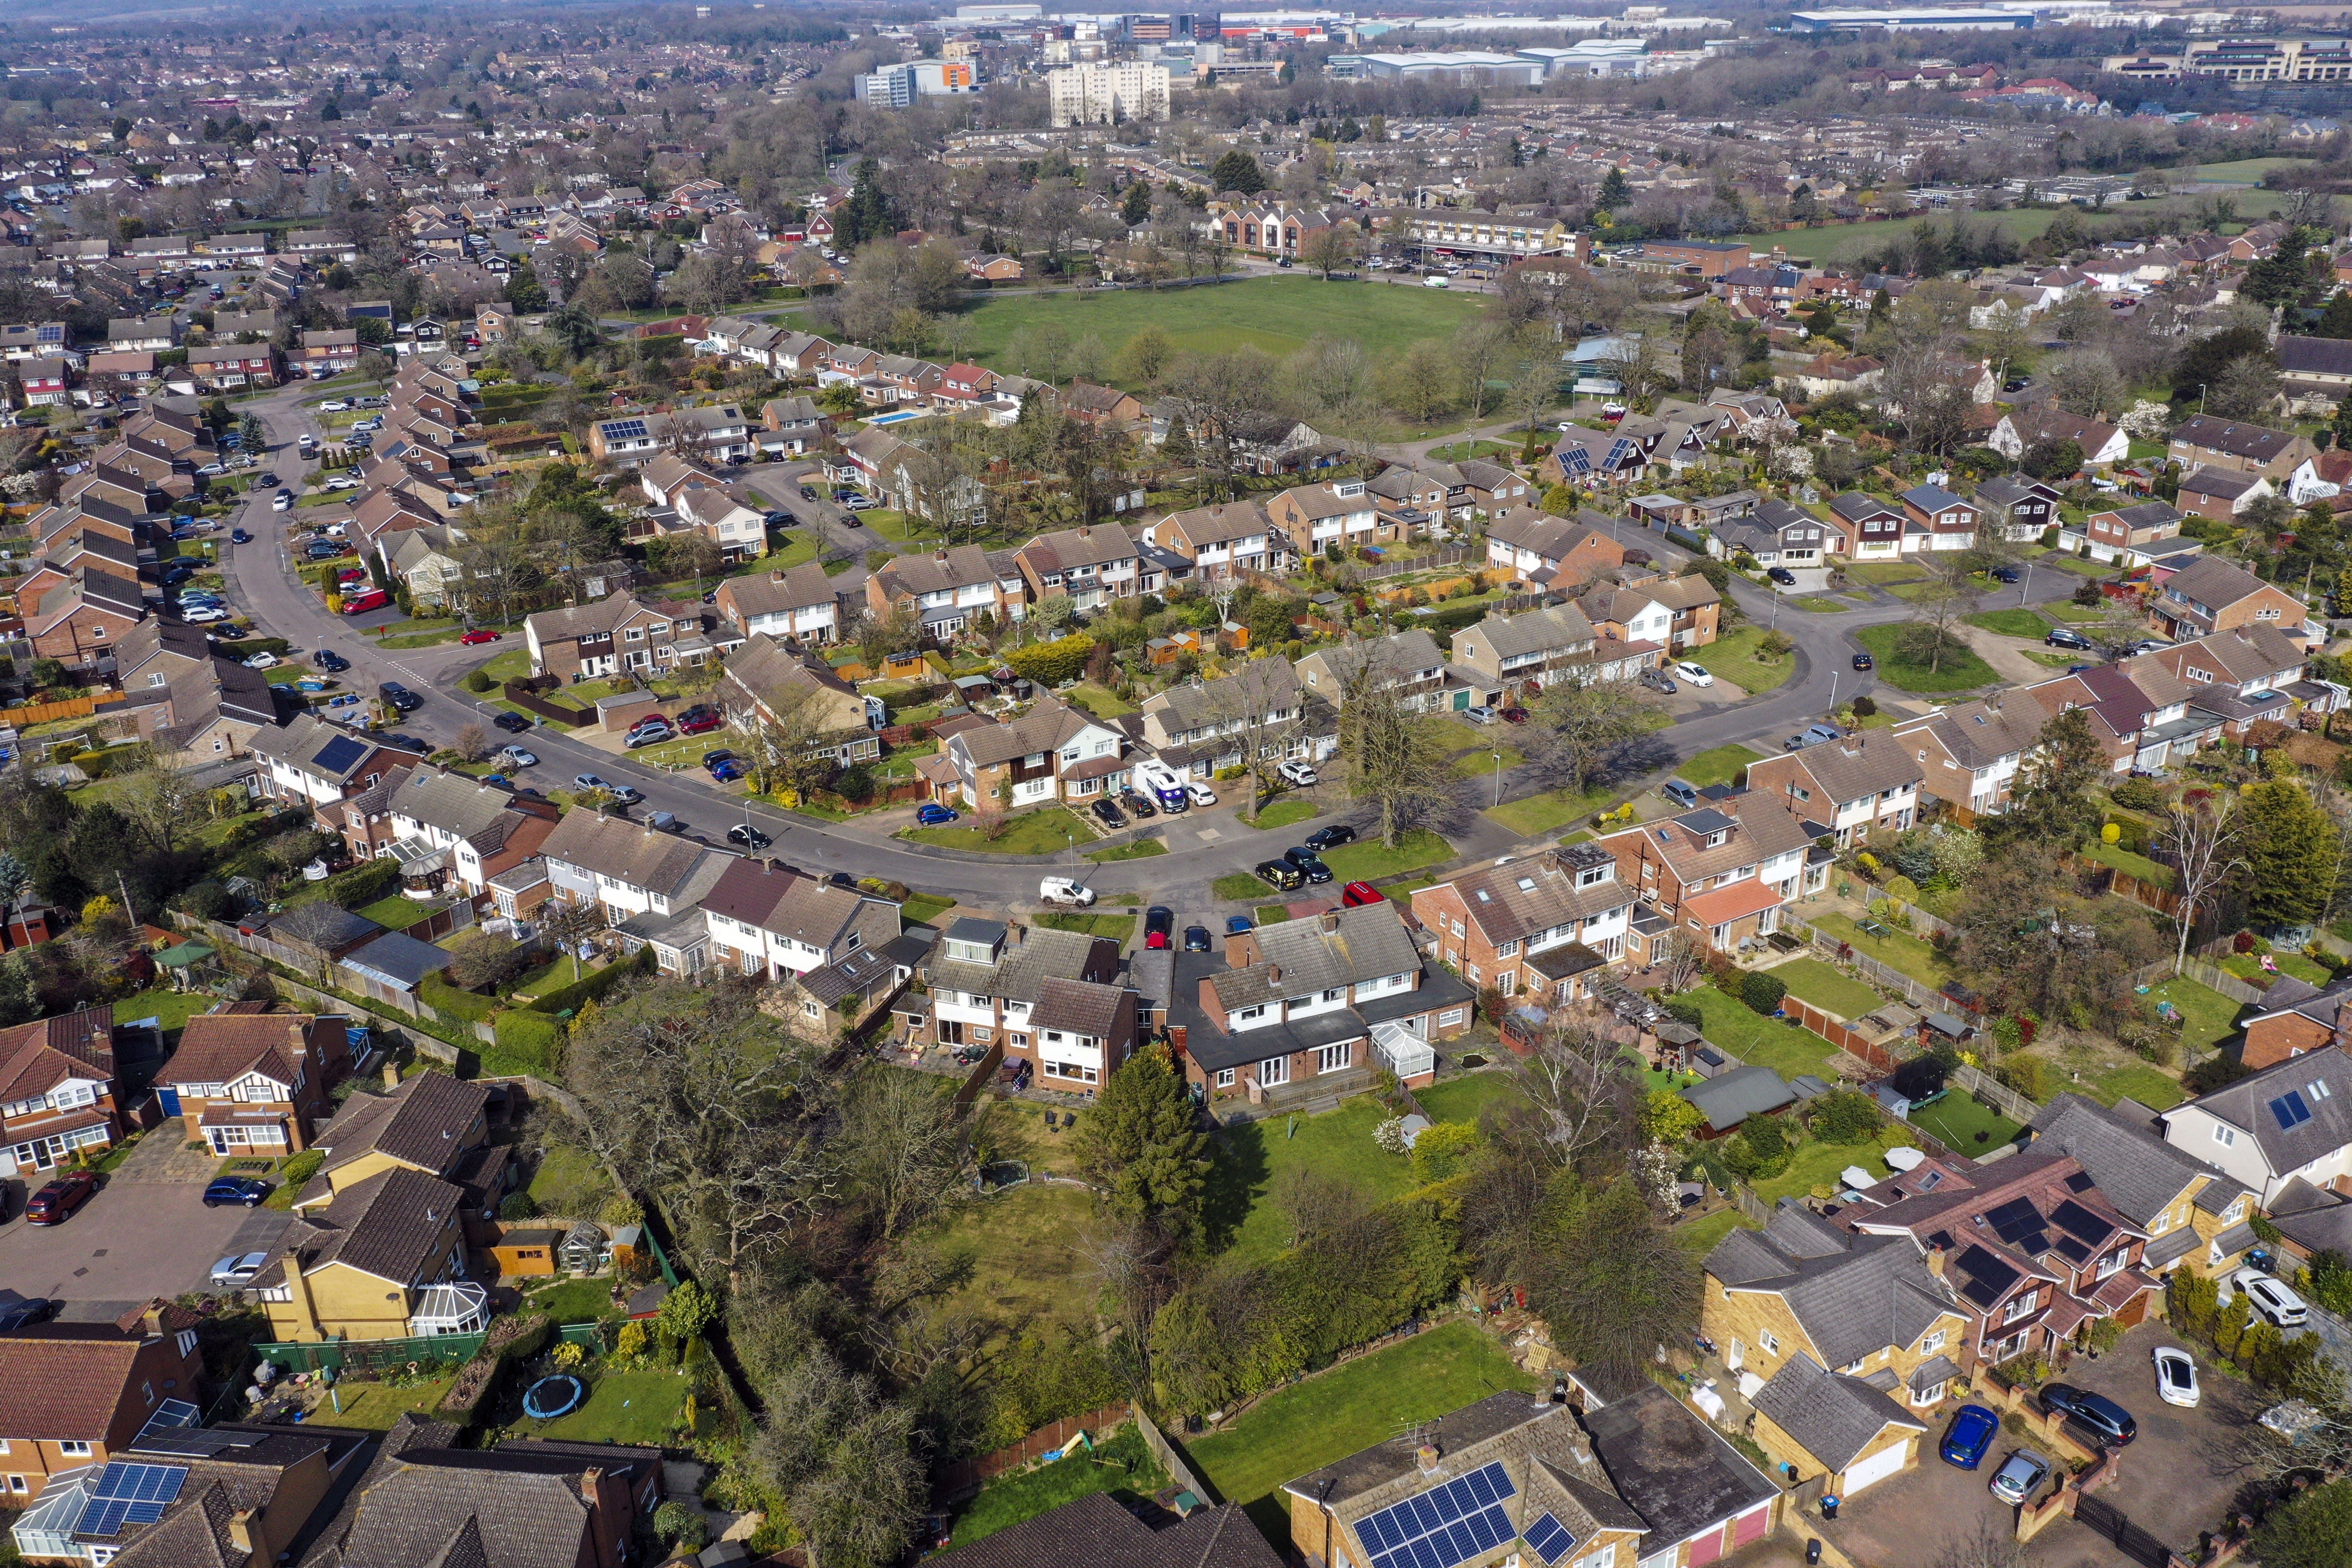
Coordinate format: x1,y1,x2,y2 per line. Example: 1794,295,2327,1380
711,762,747,783
916,804,959,826
1940,1404,1999,1469
202,1176,271,1209
1225,915,1255,935
230,528,251,543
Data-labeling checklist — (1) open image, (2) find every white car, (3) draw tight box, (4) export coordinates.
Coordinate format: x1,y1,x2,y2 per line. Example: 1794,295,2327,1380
242,652,278,670
573,773,612,794
184,607,232,624
2152,1345,2199,1408
209,1250,268,1289
2235,1268,2310,1327
1039,876,1096,906
1185,781,1217,806
322,477,359,492
1672,660,1714,687
498,746,539,769
1278,759,1319,787
318,400,349,413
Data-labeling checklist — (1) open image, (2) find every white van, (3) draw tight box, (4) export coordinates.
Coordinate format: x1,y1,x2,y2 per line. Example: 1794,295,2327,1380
1424,273,1450,288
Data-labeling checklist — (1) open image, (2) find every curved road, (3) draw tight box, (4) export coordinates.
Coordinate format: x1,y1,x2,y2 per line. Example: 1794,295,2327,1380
218,385,2079,910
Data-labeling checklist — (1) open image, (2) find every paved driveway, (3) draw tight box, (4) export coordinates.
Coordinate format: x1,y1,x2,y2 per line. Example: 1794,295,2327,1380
1813,1405,2031,1568
0,1138,292,1321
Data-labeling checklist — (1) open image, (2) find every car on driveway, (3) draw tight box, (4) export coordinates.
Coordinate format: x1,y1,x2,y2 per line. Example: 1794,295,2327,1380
1939,1404,1998,1469
1765,566,1798,586
1225,915,1254,935
1183,925,1212,952
209,1251,269,1289
2046,628,2094,651
1277,759,1319,787
380,682,423,712
2152,1345,2199,1407
573,774,615,794
710,761,746,783
1991,566,2021,583
1120,789,1157,818
1144,906,1175,949
916,804,959,825
1090,798,1127,829
1673,660,1714,686
728,824,774,851
26,1170,98,1225
1785,723,1843,751
460,629,501,645
494,711,531,734
0,1295,55,1331
625,726,674,749
2234,1269,2309,1327
678,710,723,736
203,1176,272,1209
1284,847,1335,883
183,606,232,624
2040,1383,2137,1447
1988,1449,2050,1505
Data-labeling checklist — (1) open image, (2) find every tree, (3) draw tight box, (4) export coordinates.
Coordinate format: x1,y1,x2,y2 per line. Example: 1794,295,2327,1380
1210,150,1265,195
1894,555,1978,675
1507,1017,1637,1172
538,896,605,984
2240,780,2340,930
2172,322,2272,404
2252,1479,2352,1568
836,1068,971,1239
1596,167,1632,211
1384,339,1457,426
451,723,493,764
115,750,206,858
2243,230,2317,310
2021,437,2084,481
1070,1045,1209,1228
2046,349,2126,419
1187,658,1311,822
747,1348,925,1568
1300,220,1359,281
1529,676,1654,798
2003,707,2107,845
0,853,25,956
2208,352,2284,423
1119,179,1152,226
1333,649,1455,848
1524,1177,1699,1380
2162,790,2243,973
1121,325,1176,387
444,926,532,991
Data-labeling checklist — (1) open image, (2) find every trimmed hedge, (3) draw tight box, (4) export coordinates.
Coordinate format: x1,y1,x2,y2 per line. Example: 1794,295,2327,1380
527,946,654,1017
492,1009,564,1073
322,858,400,910
420,973,497,1023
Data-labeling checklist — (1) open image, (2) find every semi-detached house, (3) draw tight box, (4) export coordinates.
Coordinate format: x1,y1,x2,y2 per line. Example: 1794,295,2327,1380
1264,478,1383,556
1409,843,1634,1006
1145,502,1287,582
700,858,903,983
864,545,1028,636
1743,734,1923,848
1890,697,2044,821
1483,508,1628,591
713,561,842,645
248,714,412,815
2145,555,2318,647
942,696,1128,809
915,917,1132,1087
1013,524,1147,611
2159,1044,2352,1207
1450,601,1659,695
2027,1092,2257,1280
1136,660,1332,776
716,635,883,769
537,810,738,972
380,768,560,905
522,591,710,680
1596,794,1824,952
1297,628,1494,716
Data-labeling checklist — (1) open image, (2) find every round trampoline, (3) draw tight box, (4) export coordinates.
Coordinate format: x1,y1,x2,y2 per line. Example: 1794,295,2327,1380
521,1374,586,1420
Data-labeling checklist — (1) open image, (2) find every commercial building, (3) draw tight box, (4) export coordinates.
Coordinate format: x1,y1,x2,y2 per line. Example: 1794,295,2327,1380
1345,50,1548,86
1788,8,2035,30
2179,37,2352,81
1047,60,1173,124
853,58,978,107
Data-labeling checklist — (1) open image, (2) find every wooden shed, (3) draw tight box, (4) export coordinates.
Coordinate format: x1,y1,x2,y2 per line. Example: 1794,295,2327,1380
489,1227,563,1277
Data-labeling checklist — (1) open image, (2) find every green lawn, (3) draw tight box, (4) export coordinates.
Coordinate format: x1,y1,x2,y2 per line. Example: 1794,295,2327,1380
1965,608,2050,638
112,987,216,1039
1069,680,1137,717
1206,1096,1421,1262
527,1143,616,1220
308,1376,459,1431
941,278,1495,395
1243,799,1320,832
2144,976,2244,1057
1318,830,1452,882
1084,838,1168,863
1486,781,1617,837
1181,1320,1534,1531
1037,911,1139,943
2079,839,2178,891
764,532,822,570
1680,743,1767,790
904,895,956,927
1907,1091,2025,1153
1853,624,2000,695
525,1275,620,1325
355,895,437,931
1415,1072,1526,1126
1427,438,1519,463
1215,873,1274,901
1810,911,1954,992
2078,1062,2187,1112
927,1180,1104,1339
952,1425,1168,1547
901,807,1096,854
1680,626,1795,695
1844,561,1925,586
1682,986,1841,1082
1770,958,1884,1020
530,1368,691,1445
1734,206,2076,265
2223,949,2334,986
2044,599,2110,623
1678,1207,1745,1256
1450,744,1525,782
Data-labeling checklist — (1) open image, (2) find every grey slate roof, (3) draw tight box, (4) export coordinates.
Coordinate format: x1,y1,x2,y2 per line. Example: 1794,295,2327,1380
2163,1044,2352,1179
1704,1201,1958,1372
931,1492,1282,1568
1750,1352,1926,1471
2027,1092,2220,1228
1213,904,1423,1011
1681,1065,1798,1132
313,1072,489,1181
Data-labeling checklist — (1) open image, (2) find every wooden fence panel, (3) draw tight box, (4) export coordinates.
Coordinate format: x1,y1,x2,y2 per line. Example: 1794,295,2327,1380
1863,890,1957,940
1952,1063,2040,1125
938,1401,1134,1499
2178,959,2266,1007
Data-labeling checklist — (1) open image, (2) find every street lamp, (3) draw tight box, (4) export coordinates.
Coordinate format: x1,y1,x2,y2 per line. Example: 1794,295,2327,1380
1492,747,1505,808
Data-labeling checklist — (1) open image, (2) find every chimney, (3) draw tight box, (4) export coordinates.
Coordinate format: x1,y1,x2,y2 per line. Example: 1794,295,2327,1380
1416,1443,1443,1475
935,548,949,564
228,1508,262,1555
1927,1244,1947,1277
1268,964,1282,983
382,1060,400,1092
1008,922,1024,946
1321,910,1339,934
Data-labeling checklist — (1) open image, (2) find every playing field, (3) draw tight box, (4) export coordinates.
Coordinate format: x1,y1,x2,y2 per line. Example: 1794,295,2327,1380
1738,189,2295,266
949,277,1495,387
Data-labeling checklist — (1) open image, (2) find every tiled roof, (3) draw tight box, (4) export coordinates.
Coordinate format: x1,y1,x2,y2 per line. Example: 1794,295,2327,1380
2174,414,2302,462
1214,904,1422,1010
313,1072,490,1181
0,1330,158,1441
156,1014,317,1092
538,809,730,901
1751,1353,1925,1471
931,1493,1282,1568
272,1167,465,1288
701,858,879,947
718,562,836,619
1438,845,1630,946
1705,1201,1957,1370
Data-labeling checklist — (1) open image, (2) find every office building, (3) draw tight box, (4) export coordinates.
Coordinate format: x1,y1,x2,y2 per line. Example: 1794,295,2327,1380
853,58,979,107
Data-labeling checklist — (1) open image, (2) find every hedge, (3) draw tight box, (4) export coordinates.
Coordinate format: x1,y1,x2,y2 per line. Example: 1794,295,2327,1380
492,1009,565,1073
527,946,654,1017
420,973,498,1023
322,858,400,910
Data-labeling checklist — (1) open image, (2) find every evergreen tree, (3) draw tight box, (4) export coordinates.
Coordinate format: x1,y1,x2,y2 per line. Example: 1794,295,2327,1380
2317,289,2352,341
1868,287,1893,333
2001,708,2106,845
1209,150,1265,196
2241,780,2340,930
1120,179,1151,226
1509,136,1525,167
1069,1045,1210,1227
836,158,892,249
1596,167,1632,211
2243,235,2314,310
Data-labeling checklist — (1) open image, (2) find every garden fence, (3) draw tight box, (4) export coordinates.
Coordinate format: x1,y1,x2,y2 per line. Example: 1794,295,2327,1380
937,1401,1134,1500
1732,1183,1770,1224
1785,916,1949,1014
1951,1063,2040,1126
1862,889,1956,941
1354,546,1473,582
255,1331,488,1376
1133,1404,1210,1506
2176,960,2266,1007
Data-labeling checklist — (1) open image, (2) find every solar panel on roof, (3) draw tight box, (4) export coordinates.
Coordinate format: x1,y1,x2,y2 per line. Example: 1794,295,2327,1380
310,734,370,776
1524,1512,1577,1566
144,1399,202,1431
2270,1092,2313,1130
1982,1197,2043,1246
75,1462,187,1537
1360,1463,1516,1568
2049,1200,2115,1246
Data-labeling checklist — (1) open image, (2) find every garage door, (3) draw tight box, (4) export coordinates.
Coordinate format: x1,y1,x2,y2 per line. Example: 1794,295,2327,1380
1842,1440,1911,1496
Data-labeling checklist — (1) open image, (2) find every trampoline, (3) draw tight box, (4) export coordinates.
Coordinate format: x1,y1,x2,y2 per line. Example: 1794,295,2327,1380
521,1374,586,1420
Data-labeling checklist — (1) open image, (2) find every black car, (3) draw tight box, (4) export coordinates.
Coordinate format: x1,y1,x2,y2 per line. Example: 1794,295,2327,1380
1255,860,1306,891
256,472,279,487
2039,1384,2136,1447
1120,788,1157,818
304,542,346,560
379,682,422,712
728,824,774,851
1182,925,1212,952
494,711,532,734
1090,798,1127,829
1284,847,1335,884
383,733,431,754
800,486,818,501
1991,566,2021,583
1766,566,1798,586
2003,377,2031,393
1304,824,1357,851
161,562,197,585
0,1295,55,1331
2046,628,2094,651
1852,652,1874,671
1144,906,1175,950
203,1175,272,1209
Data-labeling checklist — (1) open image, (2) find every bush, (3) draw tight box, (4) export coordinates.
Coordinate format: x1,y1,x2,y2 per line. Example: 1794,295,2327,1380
1882,874,1919,904
655,1501,710,1552
492,1009,565,1073
499,1191,539,1220
833,763,874,802
1852,695,1876,718
279,1149,325,1189
1659,994,1704,1028
463,668,495,693
1213,764,1247,781
1410,1121,1482,1184
2110,778,2164,811
2183,1053,2252,1094
1994,1054,2049,1101
1810,1090,1881,1145
1723,1116,1793,1180
322,857,400,910
1740,970,1787,1016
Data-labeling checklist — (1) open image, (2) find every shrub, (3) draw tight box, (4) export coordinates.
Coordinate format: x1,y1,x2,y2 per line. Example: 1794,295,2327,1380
1994,1054,2049,1101
2110,778,2163,811
322,857,399,910
655,1501,710,1552
499,1191,539,1220
1411,1121,1482,1184
1810,1090,1881,1145
1852,695,1876,717
1213,764,1247,781
1723,1116,1793,1180
1882,874,1920,904
1740,970,1787,1016
492,1009,565,1073
463,668,494,693
279,1149,325,1188
1659,994,1705,1028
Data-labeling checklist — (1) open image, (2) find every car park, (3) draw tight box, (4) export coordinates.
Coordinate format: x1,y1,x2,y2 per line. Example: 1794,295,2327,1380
1040,876,1096,906
1305,824,1357,851
2152,1346,2199,1408
202,1176,272,1209
728,824,774,851
1765,566,1798,586
1090,798,1127,829
1183,925,1212,952
209,1251,269,1289
2039,1384,2137,1447
1939,1404,1998,1469
1256,860,1306,891
497,746,539,769
1277,759,1319,787
1144,906,1175,949
2234,1269,2309,1327
916,804,959,826
459,629,501,645
2046,628,2094,651
1672,660,1714,687
26,1170,98,1225
1340,882,1384,907
1284,848,1334,883
1988,1450,2050,1505
494,711,530,733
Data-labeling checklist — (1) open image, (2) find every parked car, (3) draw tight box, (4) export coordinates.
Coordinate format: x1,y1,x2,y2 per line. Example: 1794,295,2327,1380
916,804,959,826
203,1176,272,1209
1672,660,1714,687
1277,759,1319,787
379,682,422,713
242,652,278,670
494,711,531,734
1991,566,2021,583
1939,1404,1999,1469
2235,1269,2309,1328
1852,651,1875,671
497,746,539,769
1039,876,1096,906
1785,723,1843,751
1765,566,1798,586
605,785,643,805
0,1296,55,1331
1660,779,1700,811
2039,1384,2137,1447
182,606,231,624
459,629,501,645
727,824,774,851
271,490,294,513
209,1251,269,1289
710,761,746,783
625,726,674,749
1283,847,1334,884
1340,881,1384,907
2152,1345,2200,1408
314,651,350,673
1185,781,1217,807
1090,798,1127,829
678,711,723,736
1256,860,1306,890
1182,925,1212,952
383,733,430,753
25,1170,98,1225
1304,824,1357,851
2046,628,2095,651
1464,704,1498,726
1120,789,1158,819
573,773,615,794
843,494,876,511
1501,706,1529,723
1225,915,1255,935
1988,1449,2050,1505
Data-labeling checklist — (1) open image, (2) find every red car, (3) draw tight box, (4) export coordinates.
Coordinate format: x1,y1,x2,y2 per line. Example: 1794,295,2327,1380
459,629,502,645
1341,881,1386,907
677,712,723,736
26,1170,99,1225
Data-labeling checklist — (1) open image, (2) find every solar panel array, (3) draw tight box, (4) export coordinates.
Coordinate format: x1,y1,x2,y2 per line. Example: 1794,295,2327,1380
75,1462,187,1538
1356,1461,1516,1568
1523,1511,1578,1566
601,419,650,441
310,734,369,777
2270,1091,2313,1131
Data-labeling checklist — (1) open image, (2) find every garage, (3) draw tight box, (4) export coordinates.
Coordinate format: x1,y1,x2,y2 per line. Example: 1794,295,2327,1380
1840,1438,1914,1496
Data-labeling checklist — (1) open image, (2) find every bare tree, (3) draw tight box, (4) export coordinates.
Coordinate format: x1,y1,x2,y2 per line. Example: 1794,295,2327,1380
2162,790,2243,975
723,674,842,800
836,1067,971,1240
115,748,208,858
1332,648,1455,848
1184,658,1312,822
1528,674,1657,798
1510,1017,1638,1170
538,896,605,983
452,723,493,764
1896,554,1981,674
1160,349,1272,501
1299,220,1360,281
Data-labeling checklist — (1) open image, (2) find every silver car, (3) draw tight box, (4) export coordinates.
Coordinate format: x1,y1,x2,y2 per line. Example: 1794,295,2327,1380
209,1250,268,1289
1988,1449,2049,1505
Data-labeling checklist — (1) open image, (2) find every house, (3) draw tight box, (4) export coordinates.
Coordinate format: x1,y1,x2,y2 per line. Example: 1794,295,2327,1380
2144,624,2316,736
1896,484,1982,552
933,1492,1278,1568
1365,465,1451,538
1785,352,1884,399
714,562,841,646
586,414,665,464
539,809,736,936
1714,498,1826,567
1744,734,1921,850
1298,629,1490,716
1454,458,1531,513
1176,903,1476,1101
940,695,1127,810
912,916,1133,1086
251,1168,475,1342
2027,1093,2257,1279
1265,478,1386,556
1451,601,1658,694
1890,697,2044,820
1410,843,1633,1004
1145,502,1288,582
1974,476,2063,543
1540,429,1650,491
522,591,710,680
380,768,561,905
2159,1044,2352,1206
1988,406,2128,470
2072,499,2186,564
1482,508,1627,591
0,1006,135,1177
295,1072,508,1243
1595,793,1824,952
701,858,902,983
0,1304,206,1499
2176,466,2274,523
184,340,279,389
153,1012,351,1157
1280,1386,1780,1568
1578,575,1722,651
2277,334,2352,411
2168,415,2315,480
1057,380,1145,425
297,328,361,379
2020,658,2218,776
1137,659,1331,778
1013,524,1147,611
758,394,832,453
1703,1200,1970,1479
864,545,1028,637
2147,554,2317,646
716,634,883,771
1824,491,1908,560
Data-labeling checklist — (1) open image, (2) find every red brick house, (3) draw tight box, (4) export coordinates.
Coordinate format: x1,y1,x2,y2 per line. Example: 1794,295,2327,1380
153,1012,352,1157
0,1303,206,1499
0,1006,134,1176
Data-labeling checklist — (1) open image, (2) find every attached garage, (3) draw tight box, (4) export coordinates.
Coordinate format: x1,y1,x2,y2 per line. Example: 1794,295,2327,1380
1839,1436,1914,1496
1749,1351,1929,1501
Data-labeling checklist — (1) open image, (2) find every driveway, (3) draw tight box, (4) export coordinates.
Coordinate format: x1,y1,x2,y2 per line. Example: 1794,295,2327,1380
0,1136,292,1321
1813,1405,2034,1568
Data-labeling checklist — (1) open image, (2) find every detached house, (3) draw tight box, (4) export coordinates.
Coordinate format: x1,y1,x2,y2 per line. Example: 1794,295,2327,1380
1451,601,1657,694
2160,1044,2352,1206
153,1012,352,1157
297,1072,508,1246
2169,415,2315,480
1896,484,1982,552
1989,406,2128,470
1825,491,1907,560
940,695,1127,809
2073,499,2188,567
1411,843,1635,1004
1483,508,1627,592
1975,476,2064,544
1743,734,1923,848
1713,498,1826,568
252,1168,474,1343
0,1305,206,1499
717,635,882,770
0,1006,133,1176
2146,554,2316,646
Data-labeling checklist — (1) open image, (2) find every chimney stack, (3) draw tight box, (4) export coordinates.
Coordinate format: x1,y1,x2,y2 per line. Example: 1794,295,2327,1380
383,1060,400,1092
1926,1243,1947,1277
228,1509,261,1555
1321,910,1339,934
1008,922,1024,946
1416,1443,1443,1475
1268,964,1282,983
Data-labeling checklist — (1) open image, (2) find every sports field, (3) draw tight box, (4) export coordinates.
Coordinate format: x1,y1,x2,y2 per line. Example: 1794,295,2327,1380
1739,187,2297,266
